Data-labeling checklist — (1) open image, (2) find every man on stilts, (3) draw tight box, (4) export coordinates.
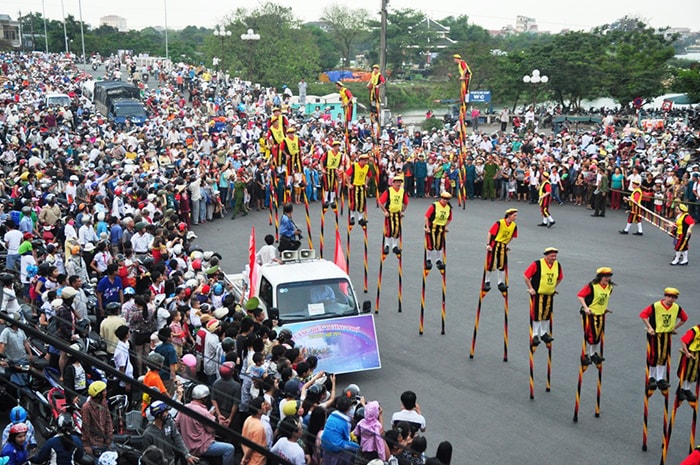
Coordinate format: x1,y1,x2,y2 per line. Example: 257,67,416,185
524,247,563,346
620,178,644,236
346,154,371,227
678,324,700,402
367,65,385,121
485,208,518,293
577,267,615,366
336,81,354,130
537,171,556,228
379,174,408,255
640,287,688,391
424,192,453,271
671,203,694,266
320,141,344,209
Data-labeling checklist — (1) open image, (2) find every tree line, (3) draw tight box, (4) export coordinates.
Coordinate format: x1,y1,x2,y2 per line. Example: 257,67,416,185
11,3,700,110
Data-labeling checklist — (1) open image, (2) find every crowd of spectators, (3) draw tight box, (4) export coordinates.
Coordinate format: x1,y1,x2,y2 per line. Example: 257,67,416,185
0,48,698,465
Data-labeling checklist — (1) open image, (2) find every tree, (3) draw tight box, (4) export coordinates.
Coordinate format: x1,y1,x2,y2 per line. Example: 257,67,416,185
223,3,320,87
675,67,700,103
595,17,676,106
306,25,340,71
321,5,371,68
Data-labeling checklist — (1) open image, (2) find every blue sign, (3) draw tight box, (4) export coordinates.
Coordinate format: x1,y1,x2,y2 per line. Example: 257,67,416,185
469,90,491,103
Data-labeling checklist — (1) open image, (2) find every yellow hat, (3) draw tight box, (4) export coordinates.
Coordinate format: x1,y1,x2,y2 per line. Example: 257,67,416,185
596,267,613,275
372,64,379,69
440,192,452,199
332,140,341,146
664,287,680,296
678,204,688,212
273,107,281,112
541,171,550,178
335,81,344,87
543,247,559,255
392,174,404,182
631,179,641,185
452,54,462,59
505,208,518,216
359,154,369,160
286,126,296,133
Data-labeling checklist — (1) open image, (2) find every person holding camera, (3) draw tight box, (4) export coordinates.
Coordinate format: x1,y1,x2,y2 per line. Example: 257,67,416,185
279,203,302,252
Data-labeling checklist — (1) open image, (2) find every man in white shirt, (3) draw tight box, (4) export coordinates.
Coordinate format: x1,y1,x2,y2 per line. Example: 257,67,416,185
256,234,280,265
3,220,22,272
390,390,426,434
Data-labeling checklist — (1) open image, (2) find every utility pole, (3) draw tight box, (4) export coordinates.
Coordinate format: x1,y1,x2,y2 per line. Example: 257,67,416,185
379,0,388,117
18,11,23,51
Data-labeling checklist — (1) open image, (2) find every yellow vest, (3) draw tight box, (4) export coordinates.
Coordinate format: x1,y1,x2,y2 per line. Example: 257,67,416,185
340,88,351,105
494,219,516,244
388,187,404,213
536,259,559,295
433,202,450,226
352,162,369,186
588,283,612,315
653,301,680,333
689,327,700,352
370,71,381,86
326,150,342,170
676,212,688,239
285,136,299,155
538,180,550,199
270,124,285,144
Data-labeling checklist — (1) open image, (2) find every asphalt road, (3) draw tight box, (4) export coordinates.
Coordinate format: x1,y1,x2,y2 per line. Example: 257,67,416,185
195,192,695,465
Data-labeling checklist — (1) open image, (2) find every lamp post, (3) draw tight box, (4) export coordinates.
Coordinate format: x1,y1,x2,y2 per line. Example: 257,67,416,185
522,69,548,109
240,28,260,81
213,26,231,71
522,69,548,130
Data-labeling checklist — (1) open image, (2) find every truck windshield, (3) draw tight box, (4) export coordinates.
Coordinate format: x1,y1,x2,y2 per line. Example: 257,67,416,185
114,105,147,117
276,278,357,322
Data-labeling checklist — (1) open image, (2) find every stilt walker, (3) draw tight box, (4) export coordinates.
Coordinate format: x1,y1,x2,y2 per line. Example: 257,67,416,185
303,189,313,250
267,107,288,240
574,267,615,422
368,63,385,208
639,287,688,451
670,203,694,266
661,324,700,463
420,192,453,335
319,140,344,258
376,174,408,313
419,234,428,335
346,154,371,275
336,81,354,216
523,247,563,399
471,209,518,361
452,53,472,156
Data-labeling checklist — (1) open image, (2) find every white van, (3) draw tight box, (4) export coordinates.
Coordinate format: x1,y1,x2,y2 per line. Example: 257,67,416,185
45,93,71,108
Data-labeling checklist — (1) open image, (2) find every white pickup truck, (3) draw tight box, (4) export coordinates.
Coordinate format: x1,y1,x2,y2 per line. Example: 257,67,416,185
226,250,380,374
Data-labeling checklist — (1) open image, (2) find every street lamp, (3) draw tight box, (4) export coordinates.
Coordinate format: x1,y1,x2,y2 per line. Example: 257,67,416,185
213,26,231,71
522,69,548,129
240,28,260,81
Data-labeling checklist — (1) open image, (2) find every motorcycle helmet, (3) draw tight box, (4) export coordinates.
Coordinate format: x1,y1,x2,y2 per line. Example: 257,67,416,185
213,283,224,296
181,353,196,368
149,400,168,418
221,337,235,353
146,352,165,369
9,406,27,424
191,384,210,400
123,287,136,296
88,380,107,398
105,302,121,314
219,361,235,378
57,412,75,434
344,384,361,399
9,423,28,435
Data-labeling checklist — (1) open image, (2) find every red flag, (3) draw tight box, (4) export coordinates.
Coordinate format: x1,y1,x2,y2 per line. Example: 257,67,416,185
334,229,347,274
334,229,348,293
248,226,259,299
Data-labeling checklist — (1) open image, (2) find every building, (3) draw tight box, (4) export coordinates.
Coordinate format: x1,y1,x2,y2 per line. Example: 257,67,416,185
0,14,20,49
515,15,538,33
99,15,127,32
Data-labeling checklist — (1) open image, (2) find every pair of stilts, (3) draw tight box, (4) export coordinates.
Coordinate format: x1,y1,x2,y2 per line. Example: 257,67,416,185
419,237,446,335
376,232,403,314
644,349,700,465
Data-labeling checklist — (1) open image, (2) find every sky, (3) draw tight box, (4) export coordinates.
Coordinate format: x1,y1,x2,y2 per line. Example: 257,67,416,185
4,0,699,34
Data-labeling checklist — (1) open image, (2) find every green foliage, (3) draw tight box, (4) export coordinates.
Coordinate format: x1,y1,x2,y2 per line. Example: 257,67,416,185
321,5,371,66
422,116,447,132
674,68,700,103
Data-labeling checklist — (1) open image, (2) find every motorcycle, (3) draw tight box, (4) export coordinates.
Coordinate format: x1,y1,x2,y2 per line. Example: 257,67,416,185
0,355,52,437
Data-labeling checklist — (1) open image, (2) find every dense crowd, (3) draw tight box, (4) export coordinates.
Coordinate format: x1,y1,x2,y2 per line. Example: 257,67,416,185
0,49,698,465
